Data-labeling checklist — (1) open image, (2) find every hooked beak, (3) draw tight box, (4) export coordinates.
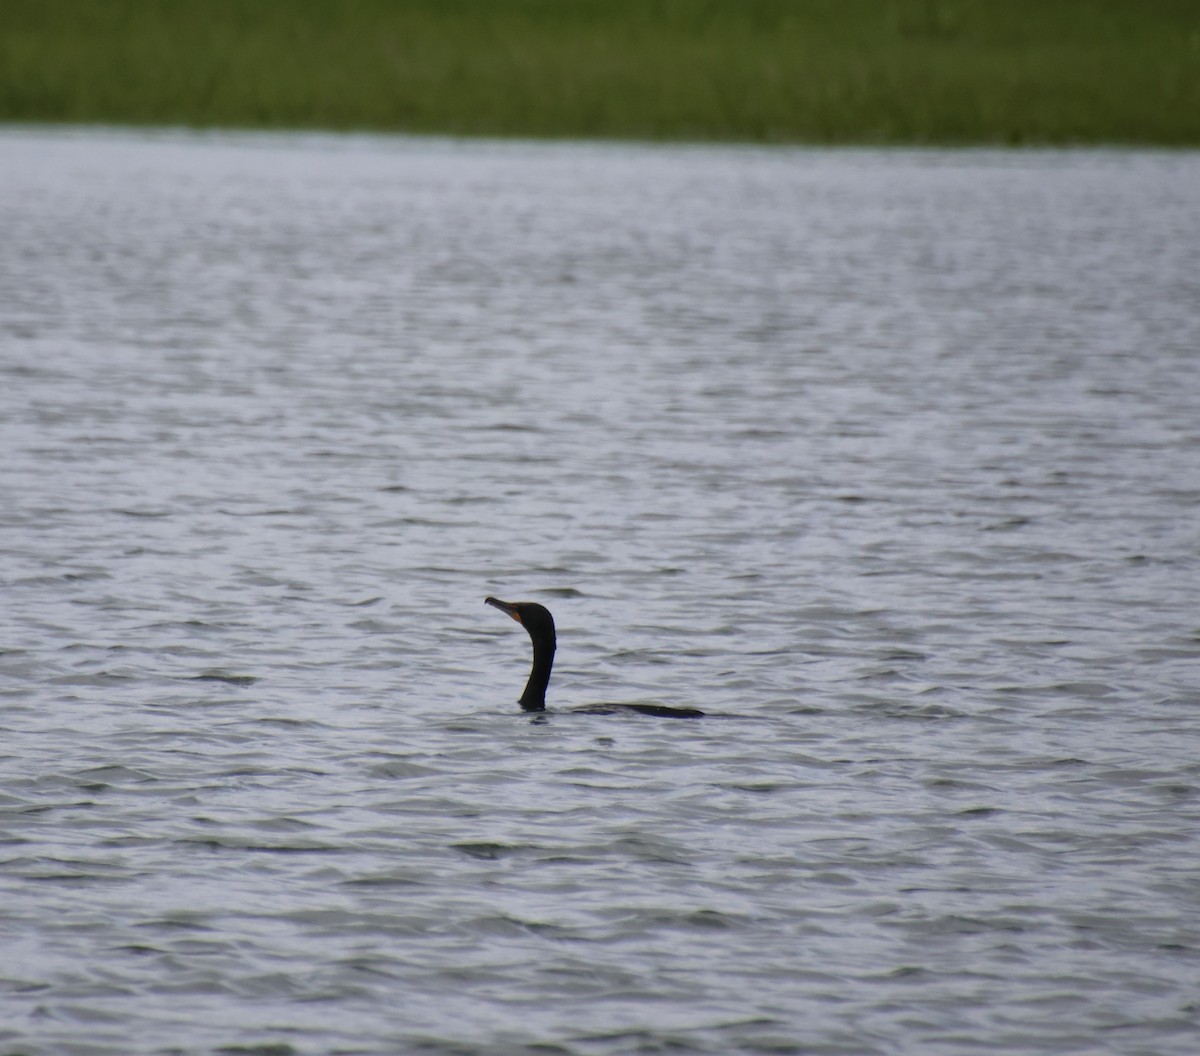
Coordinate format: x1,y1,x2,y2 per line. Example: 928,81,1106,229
485,596,523,623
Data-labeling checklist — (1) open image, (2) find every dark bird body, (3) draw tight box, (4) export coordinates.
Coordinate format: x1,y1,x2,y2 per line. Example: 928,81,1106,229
484,596,705,718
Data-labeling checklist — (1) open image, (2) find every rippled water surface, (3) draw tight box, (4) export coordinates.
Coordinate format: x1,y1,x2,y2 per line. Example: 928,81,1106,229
2,128,1199,1055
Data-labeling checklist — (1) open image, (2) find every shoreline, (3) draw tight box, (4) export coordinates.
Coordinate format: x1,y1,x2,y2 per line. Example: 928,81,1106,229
3,1,1197,147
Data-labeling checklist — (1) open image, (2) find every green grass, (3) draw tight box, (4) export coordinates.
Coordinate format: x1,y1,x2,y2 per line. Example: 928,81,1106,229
2,0,1198,144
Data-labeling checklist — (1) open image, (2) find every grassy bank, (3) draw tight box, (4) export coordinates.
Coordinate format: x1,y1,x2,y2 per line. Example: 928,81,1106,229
2,0,1197,145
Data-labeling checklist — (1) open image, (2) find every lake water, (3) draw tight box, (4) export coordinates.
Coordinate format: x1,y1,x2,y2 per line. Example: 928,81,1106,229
1,127,1199,1055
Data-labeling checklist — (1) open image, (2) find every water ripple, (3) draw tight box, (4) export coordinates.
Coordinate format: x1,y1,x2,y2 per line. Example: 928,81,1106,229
1,128,1198,1055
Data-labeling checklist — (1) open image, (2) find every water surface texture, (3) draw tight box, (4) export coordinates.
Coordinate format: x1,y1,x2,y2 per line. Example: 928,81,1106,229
2,128,1199,1055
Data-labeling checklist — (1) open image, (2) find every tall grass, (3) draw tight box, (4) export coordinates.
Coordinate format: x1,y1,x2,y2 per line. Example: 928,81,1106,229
1,0,1197,144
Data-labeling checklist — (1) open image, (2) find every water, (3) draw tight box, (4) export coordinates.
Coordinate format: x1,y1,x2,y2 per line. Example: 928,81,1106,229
1,127,1199,1055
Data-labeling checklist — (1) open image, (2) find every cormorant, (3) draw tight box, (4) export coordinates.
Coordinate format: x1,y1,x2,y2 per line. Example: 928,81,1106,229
485,596,705,718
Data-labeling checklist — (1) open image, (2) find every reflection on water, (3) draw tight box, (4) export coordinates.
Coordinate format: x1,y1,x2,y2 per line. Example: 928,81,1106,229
2,128,1199,1055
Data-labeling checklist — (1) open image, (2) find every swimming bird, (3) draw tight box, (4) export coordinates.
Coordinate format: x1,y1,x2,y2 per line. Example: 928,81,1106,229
484,596,705,718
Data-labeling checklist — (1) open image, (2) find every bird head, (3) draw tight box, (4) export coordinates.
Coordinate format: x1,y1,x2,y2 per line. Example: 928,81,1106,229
485,596,556,646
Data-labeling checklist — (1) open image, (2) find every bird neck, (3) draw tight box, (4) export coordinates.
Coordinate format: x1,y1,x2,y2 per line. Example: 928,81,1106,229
519,635,555,712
